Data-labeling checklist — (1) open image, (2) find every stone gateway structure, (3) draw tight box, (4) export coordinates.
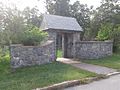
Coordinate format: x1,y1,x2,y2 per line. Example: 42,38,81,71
41,14,113,59
10,14,113,68
41,14,83,58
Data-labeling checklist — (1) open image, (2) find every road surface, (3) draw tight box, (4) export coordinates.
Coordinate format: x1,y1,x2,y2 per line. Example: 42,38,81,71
65,74,120,90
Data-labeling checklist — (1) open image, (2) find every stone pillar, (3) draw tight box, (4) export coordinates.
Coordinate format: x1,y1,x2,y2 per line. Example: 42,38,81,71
66,33,73,58
73,32,81,58
73,32,80,43
47,31,57,60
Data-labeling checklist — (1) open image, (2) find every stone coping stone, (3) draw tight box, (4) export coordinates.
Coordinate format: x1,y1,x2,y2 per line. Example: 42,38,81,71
10,40,54,47
75,40,113,44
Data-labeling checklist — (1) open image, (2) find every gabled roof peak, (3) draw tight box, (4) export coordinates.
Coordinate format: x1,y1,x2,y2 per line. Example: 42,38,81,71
40,14,83,32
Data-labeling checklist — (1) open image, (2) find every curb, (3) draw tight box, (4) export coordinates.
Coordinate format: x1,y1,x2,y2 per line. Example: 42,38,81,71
34,72,120,90
33,80,80,90
33,75,107,90
106,72,120,77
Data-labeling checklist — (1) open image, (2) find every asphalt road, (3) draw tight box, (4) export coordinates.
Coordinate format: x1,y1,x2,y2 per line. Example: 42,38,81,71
64,74,120,90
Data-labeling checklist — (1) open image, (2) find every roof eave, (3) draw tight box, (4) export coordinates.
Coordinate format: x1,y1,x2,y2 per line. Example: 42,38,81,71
42,28,82,33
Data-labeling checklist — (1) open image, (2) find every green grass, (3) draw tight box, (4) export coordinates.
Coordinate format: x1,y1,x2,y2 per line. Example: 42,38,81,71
0,56,96,90
82,54,120,70
57,49,63,58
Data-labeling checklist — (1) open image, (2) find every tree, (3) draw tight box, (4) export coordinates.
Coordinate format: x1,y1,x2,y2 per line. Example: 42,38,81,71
0,3,25,45
87,0,120,40
0,3,43,45
69,1,91,40
46,0,70,16
70,1,91,29
22,7,42,27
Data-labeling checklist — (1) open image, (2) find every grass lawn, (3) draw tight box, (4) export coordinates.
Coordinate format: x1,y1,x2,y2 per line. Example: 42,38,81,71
82,54,120,70
0,56,96,90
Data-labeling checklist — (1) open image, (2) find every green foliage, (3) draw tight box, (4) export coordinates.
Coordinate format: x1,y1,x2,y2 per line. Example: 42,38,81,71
0,5,25,45
112,25,120,52
57,49,62,58
0,3,42,47
96,23,113,41
96,23,120,52
20,25,48,46
0,47,10,61
87,0,120,40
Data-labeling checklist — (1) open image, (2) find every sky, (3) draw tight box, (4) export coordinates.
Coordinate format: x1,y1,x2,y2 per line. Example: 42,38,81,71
0,0,102,13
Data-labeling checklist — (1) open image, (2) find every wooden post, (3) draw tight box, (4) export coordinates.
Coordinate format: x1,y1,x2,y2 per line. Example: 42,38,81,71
62,33,68,58
62,33,65,57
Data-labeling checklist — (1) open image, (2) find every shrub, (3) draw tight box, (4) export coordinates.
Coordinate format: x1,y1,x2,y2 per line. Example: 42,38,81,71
96,23,120,52
0,24,48,46
20,25,48,46
0,46,10,62
112,25,120,52
96,23,113,41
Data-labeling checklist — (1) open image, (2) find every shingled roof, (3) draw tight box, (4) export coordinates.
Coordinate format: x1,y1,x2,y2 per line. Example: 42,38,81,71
40,14,83,32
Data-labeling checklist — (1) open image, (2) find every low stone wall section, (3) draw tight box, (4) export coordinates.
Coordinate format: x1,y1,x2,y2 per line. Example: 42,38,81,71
74,41,113,59
10,40,56,68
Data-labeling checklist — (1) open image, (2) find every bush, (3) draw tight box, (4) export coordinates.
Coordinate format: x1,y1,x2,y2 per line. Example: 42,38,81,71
96,23,120,52
0,24,48,46
0,47,10,62
96,23,113,41
20,25,48,46
112,25,120,52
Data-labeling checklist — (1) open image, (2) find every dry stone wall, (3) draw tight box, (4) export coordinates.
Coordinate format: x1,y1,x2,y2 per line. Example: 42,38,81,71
10,40,56,68
74,41,113,59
